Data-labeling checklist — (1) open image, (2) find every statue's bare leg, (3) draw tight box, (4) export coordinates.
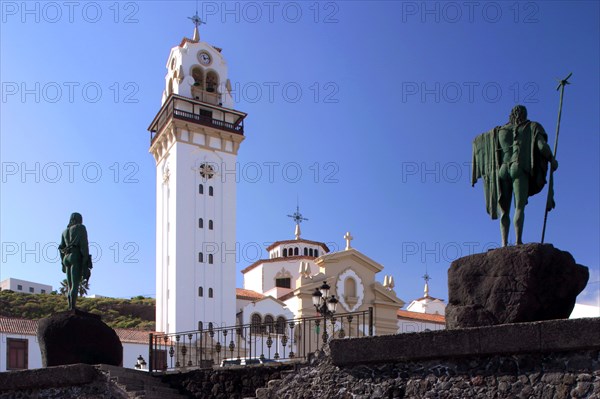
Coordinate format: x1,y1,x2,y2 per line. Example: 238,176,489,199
498,165,512,247
69,263,83,310
512,170,529,245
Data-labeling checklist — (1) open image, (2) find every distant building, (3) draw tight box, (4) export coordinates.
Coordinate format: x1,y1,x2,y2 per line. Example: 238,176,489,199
0,278,52,295
397,274,446,332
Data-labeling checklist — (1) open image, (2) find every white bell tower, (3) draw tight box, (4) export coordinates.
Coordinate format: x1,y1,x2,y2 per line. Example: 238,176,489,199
148,16,246,334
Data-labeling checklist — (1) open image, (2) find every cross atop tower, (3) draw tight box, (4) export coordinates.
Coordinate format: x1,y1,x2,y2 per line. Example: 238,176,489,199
188,10,205,42
287,204,308,240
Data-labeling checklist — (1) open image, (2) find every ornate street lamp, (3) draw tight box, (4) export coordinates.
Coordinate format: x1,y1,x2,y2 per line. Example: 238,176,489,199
312,281,339,345
312,281,338,318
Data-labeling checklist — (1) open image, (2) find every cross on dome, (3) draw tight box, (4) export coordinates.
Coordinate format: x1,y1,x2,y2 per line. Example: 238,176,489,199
422,268,431,298
287,204,308,240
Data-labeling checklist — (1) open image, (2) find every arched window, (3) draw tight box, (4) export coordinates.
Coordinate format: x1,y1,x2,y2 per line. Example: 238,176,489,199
275,316,286,335
303,248,308,256
198,321,203,330
208,254,214,264
198,286,203,297
345,277,357,298
294,247,299,256
315,249,319,257
209,220,214,230
209,186,214,196
199,184,204,194
283,248,288,257
199,218,204,228
198,252,204,263
264,315,274,334
250,313,262,334
192,67,204,88
208,288,213,298
206,71,219,93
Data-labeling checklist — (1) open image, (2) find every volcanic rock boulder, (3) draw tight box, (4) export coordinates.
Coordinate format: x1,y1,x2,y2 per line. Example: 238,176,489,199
37,309,122,367
446,243,589,329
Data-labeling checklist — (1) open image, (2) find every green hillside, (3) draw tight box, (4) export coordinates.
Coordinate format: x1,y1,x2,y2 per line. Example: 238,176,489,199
0,290,155,330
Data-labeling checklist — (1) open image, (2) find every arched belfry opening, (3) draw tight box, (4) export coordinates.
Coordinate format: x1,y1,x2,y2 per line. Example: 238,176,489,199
191,66,205,100
192,67,204,88
206,70,219,93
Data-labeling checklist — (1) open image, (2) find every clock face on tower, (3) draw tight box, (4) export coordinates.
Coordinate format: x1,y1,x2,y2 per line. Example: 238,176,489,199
199,163,215,179
198,51,212,66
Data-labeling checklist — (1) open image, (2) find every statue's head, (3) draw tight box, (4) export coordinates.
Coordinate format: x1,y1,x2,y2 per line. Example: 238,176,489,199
68,212,83,227
509,105,528,125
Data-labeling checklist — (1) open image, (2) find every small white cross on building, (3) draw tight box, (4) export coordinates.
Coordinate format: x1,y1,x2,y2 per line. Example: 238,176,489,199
344,231,354,250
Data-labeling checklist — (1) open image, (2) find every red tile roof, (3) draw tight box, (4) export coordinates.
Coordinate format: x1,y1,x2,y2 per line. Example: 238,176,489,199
236,288,264,301
114,328,153,344
0,317,37,335
0,317,153,344
278,291,295,302
397,310,445,324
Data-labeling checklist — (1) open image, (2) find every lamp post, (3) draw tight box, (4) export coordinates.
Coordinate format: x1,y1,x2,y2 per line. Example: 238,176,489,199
134,355,147,370
312,281,339,345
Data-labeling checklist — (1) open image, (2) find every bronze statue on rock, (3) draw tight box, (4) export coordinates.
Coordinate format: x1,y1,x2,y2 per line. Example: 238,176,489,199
472,105,558,247
58,212,92,310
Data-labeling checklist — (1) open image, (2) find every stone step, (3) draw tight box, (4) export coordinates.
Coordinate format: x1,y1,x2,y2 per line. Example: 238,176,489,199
110,374,165,386
97,365,185,399
130,390,187,399
111,376,180,394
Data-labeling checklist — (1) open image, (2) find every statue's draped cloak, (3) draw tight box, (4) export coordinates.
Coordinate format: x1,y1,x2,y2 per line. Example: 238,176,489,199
471,121,551,219
59,212,90,263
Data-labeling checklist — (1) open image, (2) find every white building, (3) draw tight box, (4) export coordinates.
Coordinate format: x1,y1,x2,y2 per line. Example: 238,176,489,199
0,278,52,295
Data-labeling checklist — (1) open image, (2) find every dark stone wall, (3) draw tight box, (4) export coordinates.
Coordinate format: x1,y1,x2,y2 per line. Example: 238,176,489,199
330,318,600,366
259,349,600,399
0,364,128,399
161,363,295,399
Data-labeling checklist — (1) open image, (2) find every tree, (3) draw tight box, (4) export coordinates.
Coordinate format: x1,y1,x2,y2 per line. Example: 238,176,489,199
59,278,90,297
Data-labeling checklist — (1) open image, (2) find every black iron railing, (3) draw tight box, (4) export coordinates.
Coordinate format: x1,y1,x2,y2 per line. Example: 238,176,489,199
148,94,245,144
173,109,243,134
148,308,373,373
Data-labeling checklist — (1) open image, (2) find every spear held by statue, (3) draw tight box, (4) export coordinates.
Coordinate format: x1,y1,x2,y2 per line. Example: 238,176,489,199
541,72,572,244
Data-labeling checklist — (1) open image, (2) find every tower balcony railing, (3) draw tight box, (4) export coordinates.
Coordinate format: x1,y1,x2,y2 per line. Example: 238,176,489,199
147,308,373,373
148,94,245,144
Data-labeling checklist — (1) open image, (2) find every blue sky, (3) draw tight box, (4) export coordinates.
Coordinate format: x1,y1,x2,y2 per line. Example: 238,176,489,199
1,1,599,309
